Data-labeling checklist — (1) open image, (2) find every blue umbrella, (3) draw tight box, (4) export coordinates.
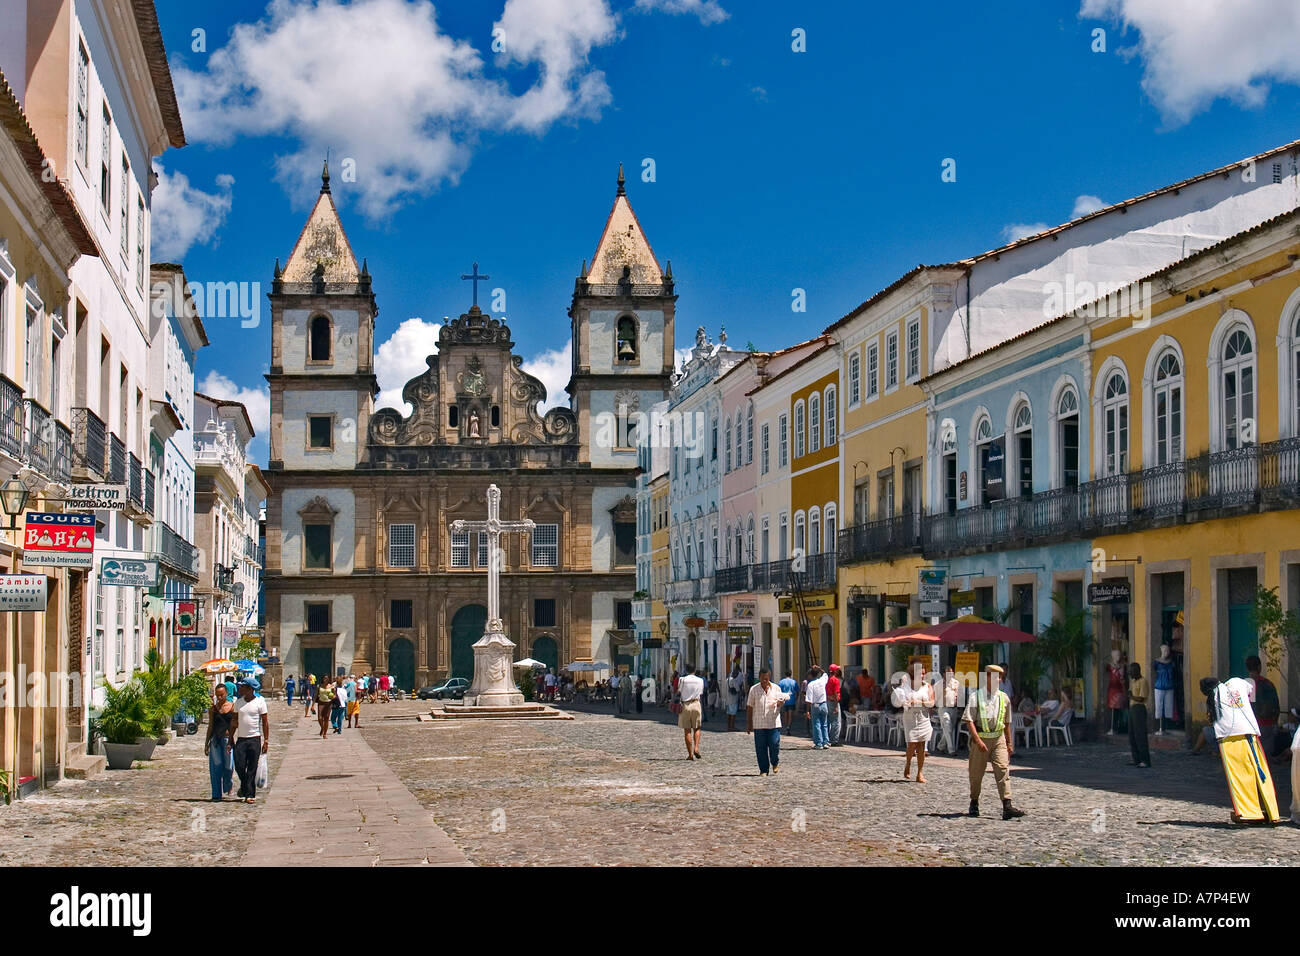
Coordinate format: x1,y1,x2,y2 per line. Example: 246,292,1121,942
234,659,266,675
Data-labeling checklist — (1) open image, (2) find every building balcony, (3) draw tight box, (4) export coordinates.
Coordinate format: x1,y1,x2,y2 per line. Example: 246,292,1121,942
128,453,142,506
23,399,52,476
631,599,653,620
911,437,1300,560
751,552,836,593
0,376,22,460
154,520,198,581
144,468,155,515
714,565,751,594
72,407,107,479
53,420,71,483
665,579,700,604
839,514,924,565
109,433,126,484
214,564,235,592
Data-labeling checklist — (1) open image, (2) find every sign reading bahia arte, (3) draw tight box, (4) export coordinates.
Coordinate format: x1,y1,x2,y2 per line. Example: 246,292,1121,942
23,512,95,569
0,574,49,611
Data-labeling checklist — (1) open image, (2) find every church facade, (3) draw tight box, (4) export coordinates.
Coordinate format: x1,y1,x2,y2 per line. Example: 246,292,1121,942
263,165,675,689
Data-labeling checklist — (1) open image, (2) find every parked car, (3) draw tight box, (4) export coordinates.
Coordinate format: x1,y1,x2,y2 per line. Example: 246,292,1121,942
417,678,469,700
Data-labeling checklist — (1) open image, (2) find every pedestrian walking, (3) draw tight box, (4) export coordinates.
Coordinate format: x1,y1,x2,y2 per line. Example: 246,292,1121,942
331,676,347,733
778,670,797,734
1127,662,1151,767
635,674,644,714
825,665,843,746
348,679,362,728
726,667,745,731
285,674,296,708
940,666,962,754
232,678,269,803
1201,676,1282,825
746,668,789,776
706,674,720,719
316,677,336,739
677,663,705,760
964,665,1025,819
304,674,316,717
805,666,829,750
204,684,235,801
892,666,934,781
1245,655,1281,756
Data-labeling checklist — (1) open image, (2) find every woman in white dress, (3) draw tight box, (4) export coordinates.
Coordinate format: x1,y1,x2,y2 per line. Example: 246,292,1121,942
891,666,935,782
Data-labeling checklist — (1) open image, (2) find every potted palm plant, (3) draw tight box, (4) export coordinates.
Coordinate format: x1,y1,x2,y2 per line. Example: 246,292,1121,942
97,679,153,770
138,650,183,747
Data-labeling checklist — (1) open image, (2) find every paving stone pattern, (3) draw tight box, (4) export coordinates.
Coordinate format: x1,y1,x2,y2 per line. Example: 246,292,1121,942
362,699,1299,867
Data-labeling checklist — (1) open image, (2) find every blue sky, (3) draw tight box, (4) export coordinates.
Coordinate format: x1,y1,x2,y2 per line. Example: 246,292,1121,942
151,0,1300,464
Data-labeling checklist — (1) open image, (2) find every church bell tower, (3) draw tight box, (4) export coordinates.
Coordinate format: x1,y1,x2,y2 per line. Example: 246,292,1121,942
568,165,676,466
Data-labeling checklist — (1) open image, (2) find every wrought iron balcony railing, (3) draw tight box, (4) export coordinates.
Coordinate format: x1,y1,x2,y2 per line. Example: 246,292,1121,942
128,453,143,507
109,434,126,484
713,565,751,594
53,420,72,483
751,552,836,593
155,520,197,579
24,399,52,476
838,513,924,564
0,376,22,459
144,467,155,515
71,407,106,477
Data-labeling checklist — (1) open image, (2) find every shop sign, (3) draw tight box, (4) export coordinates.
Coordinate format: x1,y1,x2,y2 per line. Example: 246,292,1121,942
884,593,911,608
1088,582,1131,605
176,601,198,634
221,627,239,647
950,589,976,608
919,568,947,617
727,625,754,643
778,592,836,613
683,616,706,628
984,438,1005,501
63,484,128,511
0,574,48,611
23,512,95,568
707,620,729,631
776,625,796,641
731,601,756,619
100,557,159,587
179,636,207,652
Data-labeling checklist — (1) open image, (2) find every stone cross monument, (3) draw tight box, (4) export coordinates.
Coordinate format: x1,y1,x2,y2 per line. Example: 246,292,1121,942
449,484,535,706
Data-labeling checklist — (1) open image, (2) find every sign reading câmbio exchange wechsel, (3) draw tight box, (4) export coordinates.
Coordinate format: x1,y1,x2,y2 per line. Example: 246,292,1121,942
0,574,49,611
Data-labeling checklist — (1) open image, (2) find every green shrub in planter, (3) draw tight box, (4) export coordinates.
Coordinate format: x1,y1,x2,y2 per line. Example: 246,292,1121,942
98,679,153,745
138,649,183,736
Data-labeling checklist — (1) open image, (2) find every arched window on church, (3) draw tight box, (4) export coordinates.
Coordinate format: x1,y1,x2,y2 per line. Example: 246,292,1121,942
616,315,639,363
309,314,332,363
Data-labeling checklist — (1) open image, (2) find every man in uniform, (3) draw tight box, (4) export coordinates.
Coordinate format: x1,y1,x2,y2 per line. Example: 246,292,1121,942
964,664,1026,820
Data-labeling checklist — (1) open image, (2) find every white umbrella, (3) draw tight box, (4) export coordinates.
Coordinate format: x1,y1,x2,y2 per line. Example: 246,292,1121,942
513,658,547,669
564,660,611,673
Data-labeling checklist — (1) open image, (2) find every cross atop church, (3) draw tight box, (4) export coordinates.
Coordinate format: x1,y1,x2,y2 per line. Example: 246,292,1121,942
450,484,534,630
460,262,491,308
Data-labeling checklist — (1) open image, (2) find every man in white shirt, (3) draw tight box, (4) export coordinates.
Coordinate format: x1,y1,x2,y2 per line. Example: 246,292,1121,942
746,668,789,775
677,663,706,760
610,673,622,713
231,678,270,803
804,666,829,750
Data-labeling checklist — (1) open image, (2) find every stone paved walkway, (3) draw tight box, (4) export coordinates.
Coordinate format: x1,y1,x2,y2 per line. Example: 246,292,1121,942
242,712,469,867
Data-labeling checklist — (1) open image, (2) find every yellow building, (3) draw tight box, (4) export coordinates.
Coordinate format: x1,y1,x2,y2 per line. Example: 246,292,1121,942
1085,208,1300,724
831,267,966,681
773,342,839,671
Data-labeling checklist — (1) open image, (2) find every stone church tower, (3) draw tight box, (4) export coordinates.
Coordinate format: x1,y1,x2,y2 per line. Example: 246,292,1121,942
263,164,675,688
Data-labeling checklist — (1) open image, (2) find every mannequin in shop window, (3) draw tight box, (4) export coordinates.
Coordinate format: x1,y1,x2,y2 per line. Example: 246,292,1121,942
1107,647,1128,735
1152,644,1177,735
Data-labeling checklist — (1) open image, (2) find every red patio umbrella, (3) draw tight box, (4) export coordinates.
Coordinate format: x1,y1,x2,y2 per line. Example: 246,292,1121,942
847,614,1035,646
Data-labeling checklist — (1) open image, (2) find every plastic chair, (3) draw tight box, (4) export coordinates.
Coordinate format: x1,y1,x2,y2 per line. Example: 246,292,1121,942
1012,712,1037,749
885,715,904,748
1045,709,1075,747
927,714,943,752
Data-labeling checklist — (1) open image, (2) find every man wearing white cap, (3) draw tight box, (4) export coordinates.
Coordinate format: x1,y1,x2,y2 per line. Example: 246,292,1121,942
963,665,1025,820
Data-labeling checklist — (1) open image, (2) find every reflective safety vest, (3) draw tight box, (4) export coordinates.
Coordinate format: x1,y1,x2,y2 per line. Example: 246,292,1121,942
976,690,1008,738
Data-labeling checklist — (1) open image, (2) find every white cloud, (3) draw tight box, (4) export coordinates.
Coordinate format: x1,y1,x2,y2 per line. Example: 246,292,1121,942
198,370,270,437
674,345,693,373
173,0,620,219
1000,222,1050,243
1071,194,1107,218
1080,0,1300,125
634,0,729,25
375,317,443,414
150,164,234,261
520,342,572,411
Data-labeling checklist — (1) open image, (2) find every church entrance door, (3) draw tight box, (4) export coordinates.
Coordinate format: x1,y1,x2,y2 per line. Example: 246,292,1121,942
532,634,558,672
388,637,415,694
303,647,332,683
451,604,488,680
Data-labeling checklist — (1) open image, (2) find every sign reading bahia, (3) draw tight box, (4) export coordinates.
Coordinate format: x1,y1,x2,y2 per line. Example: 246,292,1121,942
23,512,96,568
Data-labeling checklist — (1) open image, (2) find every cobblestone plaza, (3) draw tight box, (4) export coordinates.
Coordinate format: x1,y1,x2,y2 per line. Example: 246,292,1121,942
2,698,1294,867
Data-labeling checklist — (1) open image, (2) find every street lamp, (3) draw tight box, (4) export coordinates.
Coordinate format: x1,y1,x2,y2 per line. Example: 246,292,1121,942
0,474,30,529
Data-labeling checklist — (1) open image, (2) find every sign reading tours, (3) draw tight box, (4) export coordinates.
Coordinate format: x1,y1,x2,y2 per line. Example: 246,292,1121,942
0,574,48,611
176,601,198,634
63,484,128,511
23,512,95,568
100,557,159,588
1088,582,1131,605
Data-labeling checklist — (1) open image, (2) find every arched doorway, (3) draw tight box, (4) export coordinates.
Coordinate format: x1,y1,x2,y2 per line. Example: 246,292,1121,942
451,604,487,680
388,637,415,693
532,634,558,673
